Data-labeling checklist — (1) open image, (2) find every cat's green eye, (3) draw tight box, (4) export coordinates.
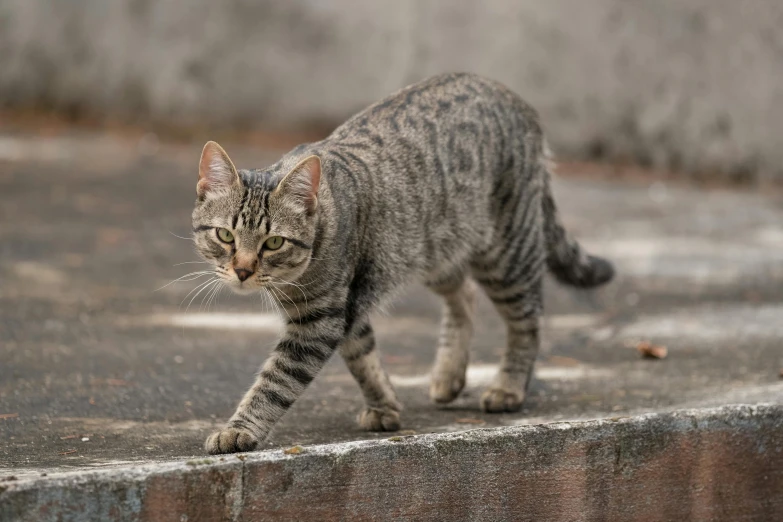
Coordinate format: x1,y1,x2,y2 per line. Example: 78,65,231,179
216,228,234,243
264,236,284,250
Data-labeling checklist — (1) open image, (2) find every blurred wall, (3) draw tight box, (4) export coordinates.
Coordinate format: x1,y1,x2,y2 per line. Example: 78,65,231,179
1,0,782,181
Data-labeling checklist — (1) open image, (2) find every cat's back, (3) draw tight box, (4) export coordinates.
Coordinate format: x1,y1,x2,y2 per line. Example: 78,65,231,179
330,72,540,145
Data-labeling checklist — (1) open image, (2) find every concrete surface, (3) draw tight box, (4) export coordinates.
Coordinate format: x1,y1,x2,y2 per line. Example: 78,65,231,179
1,129,782,476
1,405,781,521
1,1,783,181
1,130,783,519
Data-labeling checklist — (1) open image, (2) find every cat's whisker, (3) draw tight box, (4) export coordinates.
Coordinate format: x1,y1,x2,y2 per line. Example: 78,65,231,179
272,276,320,289
261,289,277,316
156,271,215,292
266,287,293,323
267,287,293,322
270,277,309,312
202,280,222,312
173,261,212,267
213,284,225,311
203,284,216,312
196,281,219,313
199,280,217,312
261,288,279,317
187,279,219,314
257,290,270,314
168,230,194,241
205,281,225,312
180,277,217,309
269,284,301,318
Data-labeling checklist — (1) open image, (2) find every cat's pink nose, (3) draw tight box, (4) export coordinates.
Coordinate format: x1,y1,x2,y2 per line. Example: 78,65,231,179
234,268,253,282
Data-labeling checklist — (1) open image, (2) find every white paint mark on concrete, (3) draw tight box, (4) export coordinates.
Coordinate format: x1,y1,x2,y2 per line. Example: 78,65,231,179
590,326,615,342
755,227,783,246
13,261,66,285
390,363,613,388
620,304,783,341
141,312,283,332
589,236,783,283
0,137,74,162
543,314,602,330
536,366,614,380
128,312,600,335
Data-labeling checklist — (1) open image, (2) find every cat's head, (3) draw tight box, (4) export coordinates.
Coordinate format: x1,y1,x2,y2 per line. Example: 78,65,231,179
191,141,320,294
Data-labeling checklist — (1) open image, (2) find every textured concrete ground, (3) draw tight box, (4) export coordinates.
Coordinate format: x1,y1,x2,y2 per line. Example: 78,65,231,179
3,405,781,522
1,131,782,481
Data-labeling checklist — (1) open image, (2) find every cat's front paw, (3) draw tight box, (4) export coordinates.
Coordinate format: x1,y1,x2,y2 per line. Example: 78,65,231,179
357,407,401,431
480,388,525,413
205,426,260,454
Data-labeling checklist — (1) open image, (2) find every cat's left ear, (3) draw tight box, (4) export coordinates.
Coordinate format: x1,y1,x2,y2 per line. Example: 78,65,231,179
197,141,240,198
274,155,321,215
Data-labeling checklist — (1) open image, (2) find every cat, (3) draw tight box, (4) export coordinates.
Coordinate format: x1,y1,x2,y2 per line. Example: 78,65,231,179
191,73,614,454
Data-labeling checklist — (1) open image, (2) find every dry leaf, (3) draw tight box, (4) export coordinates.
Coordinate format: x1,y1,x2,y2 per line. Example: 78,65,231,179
637,341,668,359
0,413,19,420
283,446,305,455
455,418,486,425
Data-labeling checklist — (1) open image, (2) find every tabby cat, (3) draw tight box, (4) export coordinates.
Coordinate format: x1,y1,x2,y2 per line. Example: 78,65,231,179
191,73,614,454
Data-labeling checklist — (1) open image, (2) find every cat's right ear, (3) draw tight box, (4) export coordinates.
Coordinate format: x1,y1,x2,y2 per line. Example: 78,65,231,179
197,141,240,198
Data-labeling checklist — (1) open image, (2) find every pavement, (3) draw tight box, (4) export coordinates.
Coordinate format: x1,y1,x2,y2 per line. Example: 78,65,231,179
1,130,783,481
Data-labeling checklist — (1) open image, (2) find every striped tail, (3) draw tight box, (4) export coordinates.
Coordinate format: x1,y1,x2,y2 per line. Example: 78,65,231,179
540,146,615,288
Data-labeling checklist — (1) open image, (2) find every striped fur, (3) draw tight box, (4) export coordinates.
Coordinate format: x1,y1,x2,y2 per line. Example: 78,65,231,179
192,73,614,454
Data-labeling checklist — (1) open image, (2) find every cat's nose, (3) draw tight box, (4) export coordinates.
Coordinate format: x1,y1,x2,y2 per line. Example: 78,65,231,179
234,268,253,282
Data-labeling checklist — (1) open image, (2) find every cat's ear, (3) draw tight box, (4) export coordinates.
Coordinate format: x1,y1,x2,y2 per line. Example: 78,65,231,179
274,155,321,215
197,141,239,198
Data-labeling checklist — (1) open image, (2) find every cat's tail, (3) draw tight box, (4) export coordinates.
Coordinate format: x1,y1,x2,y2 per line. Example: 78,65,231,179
540,143,615,288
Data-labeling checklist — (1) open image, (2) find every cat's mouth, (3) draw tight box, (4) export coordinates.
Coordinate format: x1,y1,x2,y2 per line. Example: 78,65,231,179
227,275,271,295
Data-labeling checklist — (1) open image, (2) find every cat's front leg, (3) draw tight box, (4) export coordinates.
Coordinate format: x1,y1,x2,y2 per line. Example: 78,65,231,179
205,316,343,454
339,317,402,431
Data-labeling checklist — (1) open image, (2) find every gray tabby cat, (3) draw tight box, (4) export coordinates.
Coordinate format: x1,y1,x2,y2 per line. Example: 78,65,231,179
191,73,613,454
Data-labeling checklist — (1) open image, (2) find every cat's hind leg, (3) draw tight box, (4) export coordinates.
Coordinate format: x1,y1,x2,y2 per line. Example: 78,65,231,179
426,275,477,404
339,317,402,431
479,293,541,413
471,228,545,413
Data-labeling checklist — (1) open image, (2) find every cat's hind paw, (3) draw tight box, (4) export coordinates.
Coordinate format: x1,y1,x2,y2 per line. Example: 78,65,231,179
357,407,401,431
480,388,525,413
205,426,259,454
429,375,465,404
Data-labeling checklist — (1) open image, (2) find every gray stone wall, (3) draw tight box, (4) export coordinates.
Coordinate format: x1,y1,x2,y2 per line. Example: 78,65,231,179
1,0,782,180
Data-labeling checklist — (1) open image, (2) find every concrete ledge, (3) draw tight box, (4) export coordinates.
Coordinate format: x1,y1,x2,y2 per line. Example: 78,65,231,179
1,404,781,521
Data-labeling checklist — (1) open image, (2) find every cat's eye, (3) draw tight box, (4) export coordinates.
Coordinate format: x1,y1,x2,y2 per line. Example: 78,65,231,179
216,228,234,243
264,236,284,250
